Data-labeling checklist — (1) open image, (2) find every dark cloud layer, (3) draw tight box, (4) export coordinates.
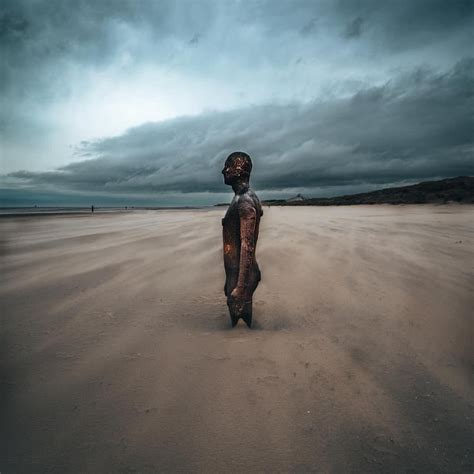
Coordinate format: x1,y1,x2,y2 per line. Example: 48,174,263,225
2,0,472,114
7,59,473,200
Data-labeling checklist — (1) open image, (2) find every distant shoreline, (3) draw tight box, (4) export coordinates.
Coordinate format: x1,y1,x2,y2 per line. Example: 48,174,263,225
2,176,472,215
0,206,210,218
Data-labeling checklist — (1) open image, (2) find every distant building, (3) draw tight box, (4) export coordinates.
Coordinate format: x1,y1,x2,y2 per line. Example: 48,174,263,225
286,193,305,202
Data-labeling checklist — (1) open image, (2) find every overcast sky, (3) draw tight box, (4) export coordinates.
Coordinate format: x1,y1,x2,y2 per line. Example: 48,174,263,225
1,0,473,206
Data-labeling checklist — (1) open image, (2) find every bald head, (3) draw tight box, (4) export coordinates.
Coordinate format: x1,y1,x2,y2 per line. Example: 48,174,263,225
223,152,253,182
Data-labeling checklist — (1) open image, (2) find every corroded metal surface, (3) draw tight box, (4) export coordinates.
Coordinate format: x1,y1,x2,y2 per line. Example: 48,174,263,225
221,152,263,328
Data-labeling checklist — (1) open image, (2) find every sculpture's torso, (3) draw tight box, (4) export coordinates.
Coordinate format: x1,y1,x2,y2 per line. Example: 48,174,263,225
222,188,263,300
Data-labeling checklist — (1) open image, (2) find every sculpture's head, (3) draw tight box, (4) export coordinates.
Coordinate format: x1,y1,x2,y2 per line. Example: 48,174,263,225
222,151,252,185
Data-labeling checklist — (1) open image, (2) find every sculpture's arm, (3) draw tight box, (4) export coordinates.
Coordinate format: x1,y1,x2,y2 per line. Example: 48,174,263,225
234,198,257,296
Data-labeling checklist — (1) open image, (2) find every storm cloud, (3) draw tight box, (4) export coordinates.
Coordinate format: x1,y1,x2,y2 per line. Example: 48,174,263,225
6,58,473,200
1,0,473,204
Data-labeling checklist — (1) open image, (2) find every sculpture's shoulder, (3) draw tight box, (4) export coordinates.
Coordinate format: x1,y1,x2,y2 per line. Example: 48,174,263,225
237,189,263,217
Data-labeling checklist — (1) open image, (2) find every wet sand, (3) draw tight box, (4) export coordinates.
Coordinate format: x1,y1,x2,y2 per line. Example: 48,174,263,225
1,205,473,473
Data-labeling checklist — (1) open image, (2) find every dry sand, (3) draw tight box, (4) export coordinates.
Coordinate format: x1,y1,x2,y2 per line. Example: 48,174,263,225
1,205,473,473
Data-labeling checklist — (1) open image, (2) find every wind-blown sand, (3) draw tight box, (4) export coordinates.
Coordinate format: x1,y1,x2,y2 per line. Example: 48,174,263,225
1,205,473,473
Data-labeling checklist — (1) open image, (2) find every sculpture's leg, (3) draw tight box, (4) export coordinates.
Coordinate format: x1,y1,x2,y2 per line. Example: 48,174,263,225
229,304,240,327
225,269,239,326
241,263,260,328
241,300,252,328
225,263,261,328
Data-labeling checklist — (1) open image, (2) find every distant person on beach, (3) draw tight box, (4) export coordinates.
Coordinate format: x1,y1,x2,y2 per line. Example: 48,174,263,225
91,205,94,213
221,152,263,328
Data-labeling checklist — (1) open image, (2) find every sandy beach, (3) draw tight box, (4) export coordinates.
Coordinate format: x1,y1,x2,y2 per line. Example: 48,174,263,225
1,205,473,473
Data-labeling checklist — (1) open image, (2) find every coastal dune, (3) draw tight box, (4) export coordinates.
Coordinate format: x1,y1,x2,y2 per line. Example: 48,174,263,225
1,205,473,472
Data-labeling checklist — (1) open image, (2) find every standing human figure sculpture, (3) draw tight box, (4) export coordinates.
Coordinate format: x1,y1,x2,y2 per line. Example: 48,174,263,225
221,152,263,328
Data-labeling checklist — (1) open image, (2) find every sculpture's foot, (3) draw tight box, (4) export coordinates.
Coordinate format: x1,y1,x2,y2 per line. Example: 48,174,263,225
227,300,252,328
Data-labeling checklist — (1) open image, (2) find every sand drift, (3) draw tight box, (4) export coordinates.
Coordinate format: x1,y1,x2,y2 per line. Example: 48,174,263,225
1,206,473,472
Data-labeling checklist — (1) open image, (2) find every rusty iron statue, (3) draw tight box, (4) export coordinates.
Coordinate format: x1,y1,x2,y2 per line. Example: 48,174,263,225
222,152,263,328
